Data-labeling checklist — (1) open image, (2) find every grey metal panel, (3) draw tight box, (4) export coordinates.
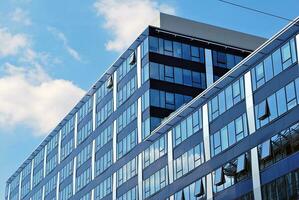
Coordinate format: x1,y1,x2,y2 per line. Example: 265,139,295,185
244,71,262,200
205,49,214,87
159,13,266,51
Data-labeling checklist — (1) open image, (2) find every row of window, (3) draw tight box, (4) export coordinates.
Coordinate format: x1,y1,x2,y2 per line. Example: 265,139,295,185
45,175,57,196
117,157,137,187
117,185,138,200
210,113,248,157
22,163,31,180
61,116,75,140
141,90,149,112
59,182,72,200
117,53,136,82
31,188,42,200
251,37,297,91
212,50,243,69
47,133,58,155
60,160,73,183
116,102,137,133
95,149,112,177
76,167,91,192
95,176,112,200
34,148,44,167
149,36,205,63
32,168,43,187
117,129,137,159
173,108,202,147
96,99,113,127
146,62,207,89
78,98,92,123
208,76,245,122
95,124,113,151
174,143,204,180
117,75,137,107
80,192,91,200
61,138,74,161
96,79,112,104
77,144,91,168
20,181,30,199
256,78,299,129
150,89,192,110
143,166,168,198
174,178,205,200
143,135,167,169
46,154,58,175
258,121,299,170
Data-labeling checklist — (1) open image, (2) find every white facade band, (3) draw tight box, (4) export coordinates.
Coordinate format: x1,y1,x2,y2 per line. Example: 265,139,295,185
72,157,77,195
42,185,45,200
204,49,214,87
137,97,142,144
30,159,34,190
58,130,62,164
91,140,96,180
112,172,117,200
137,45,142,88
244,72,262,200
167,130,174,184
113,71,117,112
74,113,78,149
56,172,60,200
18,171,22,200
112,120,117,163
91,189,94,200
202,104,213,200
43,146,47,178
57,129,62,164
92,93,96,131
137,153,143,200
7,184,10,200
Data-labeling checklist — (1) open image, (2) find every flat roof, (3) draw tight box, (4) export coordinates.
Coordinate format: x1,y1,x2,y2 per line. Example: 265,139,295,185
158,13,267,51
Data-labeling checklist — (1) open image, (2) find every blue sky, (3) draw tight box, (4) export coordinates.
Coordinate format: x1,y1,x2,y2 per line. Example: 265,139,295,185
0,0,298,197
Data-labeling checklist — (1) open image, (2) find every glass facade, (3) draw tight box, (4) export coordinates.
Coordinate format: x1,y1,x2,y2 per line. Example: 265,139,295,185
5,17,299,200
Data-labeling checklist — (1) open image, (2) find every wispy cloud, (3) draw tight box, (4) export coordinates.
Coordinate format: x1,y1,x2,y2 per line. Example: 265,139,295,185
94,0,175,52
10,8,32,26
48,27,82,62
0,26,85,136
0,27,28,57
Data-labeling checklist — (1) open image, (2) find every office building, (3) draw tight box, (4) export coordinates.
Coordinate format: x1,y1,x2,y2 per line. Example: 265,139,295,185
5,13,299,200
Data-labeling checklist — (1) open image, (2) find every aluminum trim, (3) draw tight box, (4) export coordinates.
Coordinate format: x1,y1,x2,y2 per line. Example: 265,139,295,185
137,97,142,144
56,171,60,200
73,157,77,195
92,93,96,131
244,71,262,200
202,104,211,161
205,49,214,87
74,113,78,149
206,173,213,200
167,130,174,184
58,130,62,164
43,147,47,178
91,140,96,180
112,172,117,200
137,45,142,88
138,153,143,200
30,159,34,190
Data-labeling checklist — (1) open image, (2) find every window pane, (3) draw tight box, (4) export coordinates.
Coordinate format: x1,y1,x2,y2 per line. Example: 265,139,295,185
183,69,192,86
286,82,296,109
225,86,233,109
182,44,191,60
150,62,159,80
165,65,174,82
267,94,278,121
264,56,274,82
173,42,182,58
296,78,299,104
281,42,291,63
220,127,228,150
150,90,160,107
276,88,287,116
174,67,183,84
272,49,282,76
164,40,173,55
149,36,158,52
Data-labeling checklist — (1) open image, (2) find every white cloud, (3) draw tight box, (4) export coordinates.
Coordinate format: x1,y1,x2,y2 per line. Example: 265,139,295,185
94,0,175,52
0,63,85,136
0,27,28,57
48,27,82,62
11,8,32,26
